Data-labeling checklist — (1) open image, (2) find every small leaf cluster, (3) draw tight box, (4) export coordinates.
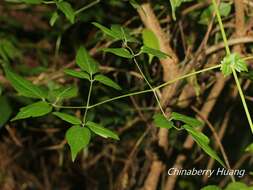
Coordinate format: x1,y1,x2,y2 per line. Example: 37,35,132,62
221,53,248,76
3,45,121,161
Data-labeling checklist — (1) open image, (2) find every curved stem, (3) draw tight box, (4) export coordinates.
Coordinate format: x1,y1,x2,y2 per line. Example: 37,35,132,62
83,79,93,124
52,64,221,110
211,0,230,55
232,69,253,133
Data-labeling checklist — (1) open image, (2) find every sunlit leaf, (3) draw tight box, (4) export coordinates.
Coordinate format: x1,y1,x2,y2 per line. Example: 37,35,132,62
142,29,160,63
153,113,174,129
76,46,99,75
4,67,47,99
140,46,168,59
66,126,91,161
171,112,204,128
86,121,119,140
95,74,122,90
11,101,52,121
53,112,82,125
102,48,133,58
64,69,90,80
57,1,75,24
201,185,221,190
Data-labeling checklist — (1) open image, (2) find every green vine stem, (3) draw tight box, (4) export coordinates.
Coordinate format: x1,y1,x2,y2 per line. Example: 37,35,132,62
52,64,221,110
212,0,253,134
82,78,94,124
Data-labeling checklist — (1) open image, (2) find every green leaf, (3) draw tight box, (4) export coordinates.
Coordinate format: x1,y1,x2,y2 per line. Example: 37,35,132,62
94,74,122,90
102,48,133,59
53,112,82,125
22,0,42,4
142,29,160,63
57,1,75,24
224,182,248,190
129,0,140,9
140,46,168,59
245,143,253,153
0,39,21,61
110,25,137,43
64,69,90,80
201,185,221,190
92,22,119,39
86,121,119,140
0,96,12,128
11,101,52,121
50,12,59,27
182,124,209,144
153,113,174,129
66,126,91,161
221,53,248,76
171,112,204,128
199,3,232,25
4,67,47,99
182,125,225,167
76,46,99,75
51,86,78,100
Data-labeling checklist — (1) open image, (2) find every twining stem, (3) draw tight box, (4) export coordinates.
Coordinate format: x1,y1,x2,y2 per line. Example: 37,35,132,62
212,0,253,134
132,57,167,117
83,79,94,124
211,0,230,55
52,64,221,110
75,0,100,15
232,69,253,133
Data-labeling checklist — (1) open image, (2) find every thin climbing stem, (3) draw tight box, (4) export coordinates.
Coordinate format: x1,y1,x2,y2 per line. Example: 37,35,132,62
75,0,100,15
211,0,230,55
132,57,167,117
126,43,167,117
52,64,221,110
83,79,94,124
212,0,253,134
232,69,253,133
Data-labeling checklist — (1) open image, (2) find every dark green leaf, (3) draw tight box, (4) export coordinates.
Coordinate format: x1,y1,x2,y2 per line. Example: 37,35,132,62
66,126,91,161
94,74,122,90
201,185,221,190
0,96,12,128
245,143,253,153
51,86,78,100
224,182,248,190
53,112,82,125
50,12,59,26
76,46,99,75
182,125,225,167
0,39,21,61
110,25,138,43
171,112,204,128
153,113,174,129
4,67,47,99
57,1,75,24
11,101,52,121
64,69,90,80
140,46,168,59
92,22,119,39
86,121,119,140
23,0,42,4
199,3,232,25
102,48,133,58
